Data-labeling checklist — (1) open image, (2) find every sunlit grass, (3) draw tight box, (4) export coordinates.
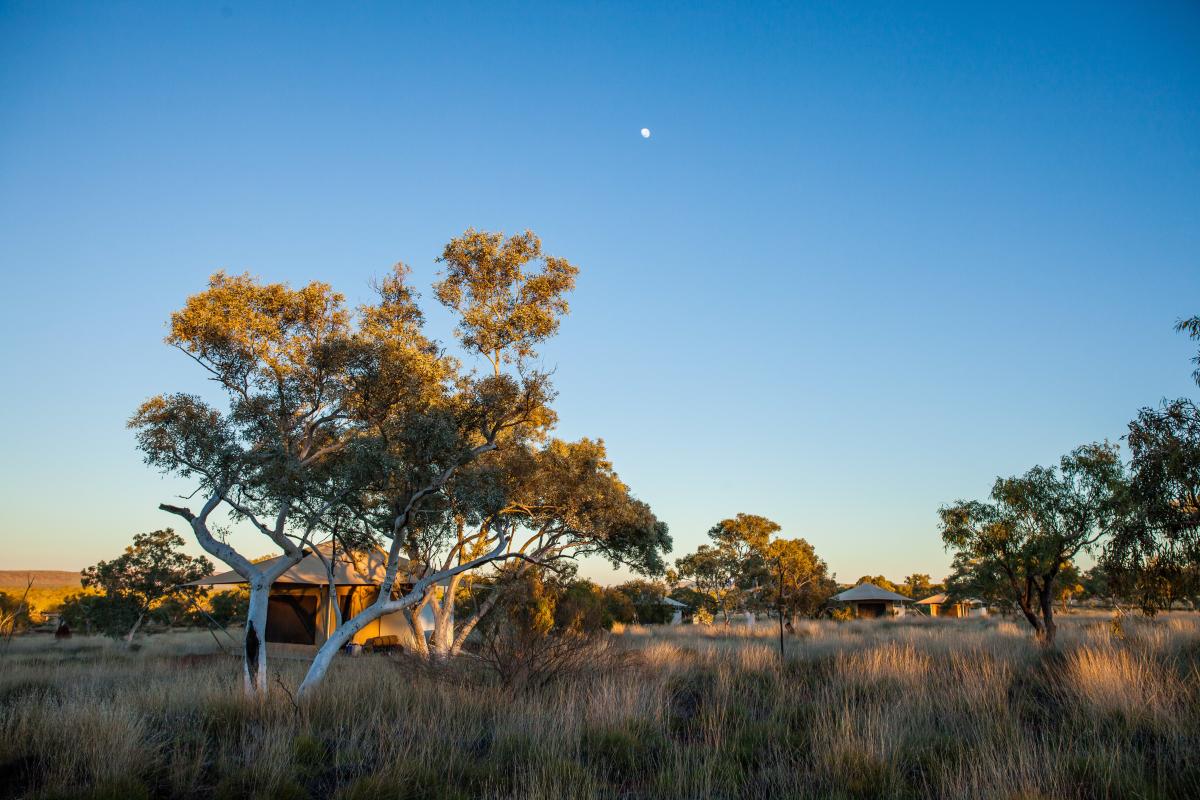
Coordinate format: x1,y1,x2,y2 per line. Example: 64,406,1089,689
1,614,1198,798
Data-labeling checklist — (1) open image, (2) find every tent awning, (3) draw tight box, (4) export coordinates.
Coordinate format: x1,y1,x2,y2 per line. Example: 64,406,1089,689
184,542,426,587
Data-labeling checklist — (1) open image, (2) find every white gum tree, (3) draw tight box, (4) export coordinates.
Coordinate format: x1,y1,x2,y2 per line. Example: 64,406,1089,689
131,272,359,698
293,229,579,695
134,229,670,700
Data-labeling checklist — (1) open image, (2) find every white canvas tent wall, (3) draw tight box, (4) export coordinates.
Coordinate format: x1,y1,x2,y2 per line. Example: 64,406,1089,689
660,596,687,625
916,593,988,618
187,542,437,647
829,582,913,618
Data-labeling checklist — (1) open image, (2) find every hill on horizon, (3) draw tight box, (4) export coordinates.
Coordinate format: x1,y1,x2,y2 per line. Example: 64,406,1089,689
0,570,81,589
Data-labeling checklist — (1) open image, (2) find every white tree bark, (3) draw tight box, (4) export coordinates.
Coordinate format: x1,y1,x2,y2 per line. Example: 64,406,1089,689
295,532,532,698
161,491,311,700
123,613,145,647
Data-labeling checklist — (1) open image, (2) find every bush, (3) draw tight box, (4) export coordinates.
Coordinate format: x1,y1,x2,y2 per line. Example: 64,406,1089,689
0,591,35,636
209,588,250,626
580,721,666,784
59,593,141,638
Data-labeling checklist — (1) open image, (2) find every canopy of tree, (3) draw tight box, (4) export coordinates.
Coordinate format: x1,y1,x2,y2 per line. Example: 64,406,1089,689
129,230,670,697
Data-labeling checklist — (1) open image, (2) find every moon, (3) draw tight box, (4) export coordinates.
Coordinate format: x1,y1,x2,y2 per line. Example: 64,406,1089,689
640,128,651,139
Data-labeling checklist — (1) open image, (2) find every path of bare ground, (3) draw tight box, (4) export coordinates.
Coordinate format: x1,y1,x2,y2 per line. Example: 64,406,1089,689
1,612,1198,799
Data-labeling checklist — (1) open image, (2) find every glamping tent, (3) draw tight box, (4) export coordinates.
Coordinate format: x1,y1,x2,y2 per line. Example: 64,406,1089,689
188,542,436,647
916,593,987,618
660,596,687,625
829,582,913,618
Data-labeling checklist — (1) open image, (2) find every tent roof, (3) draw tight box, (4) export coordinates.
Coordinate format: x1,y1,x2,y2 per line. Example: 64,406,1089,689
659,596,688,608
831,582,913,603
917,593,985,606
184,542,425,587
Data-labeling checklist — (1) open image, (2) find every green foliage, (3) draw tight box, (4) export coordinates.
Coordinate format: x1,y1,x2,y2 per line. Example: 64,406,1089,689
677,513,832,623
939,442,1126,641
944,552,1011,608
485,437,673,578
476,570,611,691
606,580,674,625
898,573,940,599
762,537,834,619
80,529,213,637
434,229,578,374
0,590,35,636
1105,397,1200,612
209,587,251,626
675,544,739,621
829,606,854,623
555,580,614,630
59,593,142,638
602,586,637,625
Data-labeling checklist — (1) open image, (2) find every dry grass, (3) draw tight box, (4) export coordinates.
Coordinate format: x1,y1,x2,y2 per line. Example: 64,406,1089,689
2,613,1199,799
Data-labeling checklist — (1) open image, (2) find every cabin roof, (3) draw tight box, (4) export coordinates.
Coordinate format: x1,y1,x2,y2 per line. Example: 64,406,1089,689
830,582,913,603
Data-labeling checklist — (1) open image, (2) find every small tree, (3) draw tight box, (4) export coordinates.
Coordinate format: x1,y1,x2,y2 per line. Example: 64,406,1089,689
60,593,141,638
940,443,1125,644
1104,398,1200,606
762,538,833,625
855,575,900,593
80,529,213,643
676,545,740,624
475,569,614,692
676,514,778,623
899,573,939,599
1103,317,1200,611
944,552,1013,611
0,582,35,641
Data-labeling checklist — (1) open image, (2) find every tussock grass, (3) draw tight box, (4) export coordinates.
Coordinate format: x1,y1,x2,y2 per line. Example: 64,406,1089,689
2,616,1199,798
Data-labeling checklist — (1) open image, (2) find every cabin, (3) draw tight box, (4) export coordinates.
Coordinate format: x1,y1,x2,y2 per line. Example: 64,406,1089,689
188,542,436,648
829,582,913,618
915,593,988,618
660,596,687,625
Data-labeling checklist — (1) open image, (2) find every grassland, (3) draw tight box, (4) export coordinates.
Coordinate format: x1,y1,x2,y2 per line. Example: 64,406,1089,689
1,613,1198,799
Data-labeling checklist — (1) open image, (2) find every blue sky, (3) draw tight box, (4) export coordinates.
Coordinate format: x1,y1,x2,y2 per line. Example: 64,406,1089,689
2,1,1198,584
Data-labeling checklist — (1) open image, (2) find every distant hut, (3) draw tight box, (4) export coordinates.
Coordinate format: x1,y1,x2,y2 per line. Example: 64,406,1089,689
660,596,688,625
829,582,913,618
915,593,988,618
186,542,436,648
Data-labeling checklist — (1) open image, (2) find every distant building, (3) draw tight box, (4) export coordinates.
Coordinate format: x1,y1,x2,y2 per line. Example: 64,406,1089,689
659,596,687,625
829,582,913,618
915,593,988,618
185,542,437,648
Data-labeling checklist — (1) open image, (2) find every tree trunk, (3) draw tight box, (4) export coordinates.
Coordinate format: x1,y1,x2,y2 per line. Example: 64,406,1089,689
243,581,270,699
124,613,145,647
1038,582,1058,647
451,589,502,656
1016,596,1045,638
405,603,430,657
297,596,390,698
428,590,455,659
